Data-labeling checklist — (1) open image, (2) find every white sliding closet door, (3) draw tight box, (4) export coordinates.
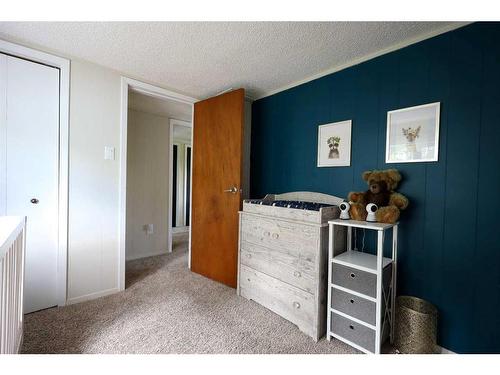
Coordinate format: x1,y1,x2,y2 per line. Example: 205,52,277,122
0,53,60,313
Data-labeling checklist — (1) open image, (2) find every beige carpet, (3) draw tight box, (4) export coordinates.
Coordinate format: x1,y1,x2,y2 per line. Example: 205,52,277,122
21,235,358,354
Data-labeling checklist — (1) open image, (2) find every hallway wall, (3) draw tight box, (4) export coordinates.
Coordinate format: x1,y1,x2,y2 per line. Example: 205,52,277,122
126,109,170,260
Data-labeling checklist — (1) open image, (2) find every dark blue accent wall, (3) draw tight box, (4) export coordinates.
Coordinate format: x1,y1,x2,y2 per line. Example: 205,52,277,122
250,22,500,353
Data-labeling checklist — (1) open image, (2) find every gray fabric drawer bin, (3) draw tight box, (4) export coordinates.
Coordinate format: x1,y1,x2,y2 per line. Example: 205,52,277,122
331,311,375,352
332,263,392,298
332,263,377,297
331,288,376,325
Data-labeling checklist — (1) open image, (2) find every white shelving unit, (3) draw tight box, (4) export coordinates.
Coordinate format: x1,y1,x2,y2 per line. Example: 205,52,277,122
327,219,398,354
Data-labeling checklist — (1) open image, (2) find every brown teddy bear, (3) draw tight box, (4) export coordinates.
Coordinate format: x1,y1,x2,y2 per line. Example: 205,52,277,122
348,169,409,223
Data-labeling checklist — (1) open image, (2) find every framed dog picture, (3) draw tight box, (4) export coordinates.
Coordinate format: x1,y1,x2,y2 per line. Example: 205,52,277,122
386,102,440,163
317,120,352,167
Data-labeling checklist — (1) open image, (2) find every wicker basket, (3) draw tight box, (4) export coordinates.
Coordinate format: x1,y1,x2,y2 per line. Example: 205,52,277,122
394,296,438,354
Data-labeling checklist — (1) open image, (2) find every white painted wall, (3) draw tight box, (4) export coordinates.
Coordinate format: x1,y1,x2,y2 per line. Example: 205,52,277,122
67,60,121,303
0,37,194,305
126,109,170,261
0,37,249,306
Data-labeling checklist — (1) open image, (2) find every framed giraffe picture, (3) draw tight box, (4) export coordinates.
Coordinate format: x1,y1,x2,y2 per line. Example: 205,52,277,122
317,120,352,167
386,102,441,163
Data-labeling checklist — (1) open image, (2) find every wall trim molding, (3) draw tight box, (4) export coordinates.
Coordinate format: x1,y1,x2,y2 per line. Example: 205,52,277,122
125,249,171,262
172,226,190,234
255,22,470,100
66,288,120,305
439,345,456,354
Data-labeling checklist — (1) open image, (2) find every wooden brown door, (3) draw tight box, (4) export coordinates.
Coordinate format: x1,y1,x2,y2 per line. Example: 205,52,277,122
191,89,245,288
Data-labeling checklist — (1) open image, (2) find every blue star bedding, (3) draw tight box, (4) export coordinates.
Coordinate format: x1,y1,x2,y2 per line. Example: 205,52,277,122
244,199,333,211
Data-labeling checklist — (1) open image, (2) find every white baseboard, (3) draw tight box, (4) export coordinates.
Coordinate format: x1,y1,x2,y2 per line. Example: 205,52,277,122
66,287,120,305
394,345,455,354
126,249,169,261
438,345,456,354
172,226,189,234
16,327,23,354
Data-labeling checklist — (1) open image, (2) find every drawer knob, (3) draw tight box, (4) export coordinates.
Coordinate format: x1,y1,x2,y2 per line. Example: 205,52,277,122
293,301,301,309
245,253,252,259
349,325,355,330
350,299,355,304
272,233,279,239
350,273,356,278
293,271,301,278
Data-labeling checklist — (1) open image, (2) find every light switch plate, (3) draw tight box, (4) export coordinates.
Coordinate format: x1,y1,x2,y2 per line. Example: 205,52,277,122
104,146,115,160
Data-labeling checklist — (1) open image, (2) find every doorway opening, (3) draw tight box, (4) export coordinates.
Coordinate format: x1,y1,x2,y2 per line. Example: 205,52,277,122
120,80,251,291
119,78,195,290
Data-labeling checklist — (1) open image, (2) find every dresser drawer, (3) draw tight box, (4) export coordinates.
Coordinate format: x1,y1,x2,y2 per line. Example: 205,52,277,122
240,241,316,293
239,264,315,334
332,263,377,298
331,311,375,353
240,214,318,263
331,287,375,325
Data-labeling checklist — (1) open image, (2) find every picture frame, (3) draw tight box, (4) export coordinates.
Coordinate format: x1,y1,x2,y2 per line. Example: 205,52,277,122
317,120,352,167
385,102,440,163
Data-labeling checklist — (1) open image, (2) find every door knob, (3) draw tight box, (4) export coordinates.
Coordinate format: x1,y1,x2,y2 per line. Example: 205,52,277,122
30,198,39,204
223,186,239,194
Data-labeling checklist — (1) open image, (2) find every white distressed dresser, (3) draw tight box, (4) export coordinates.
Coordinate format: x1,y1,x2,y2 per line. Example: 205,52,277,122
237,191,346,341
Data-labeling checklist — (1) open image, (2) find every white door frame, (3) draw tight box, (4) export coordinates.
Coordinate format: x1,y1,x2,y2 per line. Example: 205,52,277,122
119,77,196,291
0,39,70,307
168,119,192,253
183,143,192,228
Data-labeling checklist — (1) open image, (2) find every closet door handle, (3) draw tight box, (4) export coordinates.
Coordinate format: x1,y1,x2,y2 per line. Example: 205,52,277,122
223,186,239,194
